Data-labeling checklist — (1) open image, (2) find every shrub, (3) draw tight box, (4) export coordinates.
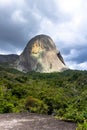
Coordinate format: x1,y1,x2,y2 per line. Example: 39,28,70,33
77,120,87,130
25,96,48,114
3,103,14,113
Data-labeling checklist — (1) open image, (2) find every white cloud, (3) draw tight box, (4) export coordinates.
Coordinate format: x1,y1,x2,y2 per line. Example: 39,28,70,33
0,49,10,55
0,0,13,6
11,10,27,23
0,0,25,7
67,61,87,70
50,0,87,46
57,0,82,15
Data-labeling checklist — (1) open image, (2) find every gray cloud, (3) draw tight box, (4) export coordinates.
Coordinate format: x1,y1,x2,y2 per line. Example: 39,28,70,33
0,1,41,52
0,0,87,70
71,48,87,63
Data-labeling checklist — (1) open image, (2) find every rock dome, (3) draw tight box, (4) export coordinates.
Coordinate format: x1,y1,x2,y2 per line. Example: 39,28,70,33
15,34,68,73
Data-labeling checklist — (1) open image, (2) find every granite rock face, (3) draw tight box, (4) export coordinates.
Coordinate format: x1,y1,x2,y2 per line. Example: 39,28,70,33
15,34,68,73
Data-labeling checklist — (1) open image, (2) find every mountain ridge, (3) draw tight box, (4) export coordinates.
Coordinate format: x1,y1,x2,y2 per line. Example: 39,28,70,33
0,54,19,63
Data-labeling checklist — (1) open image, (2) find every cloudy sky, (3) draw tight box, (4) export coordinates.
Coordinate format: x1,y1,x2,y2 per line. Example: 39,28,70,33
0,0,87,70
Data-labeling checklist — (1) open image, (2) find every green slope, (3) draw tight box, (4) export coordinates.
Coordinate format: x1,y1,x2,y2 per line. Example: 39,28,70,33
0,64,87,129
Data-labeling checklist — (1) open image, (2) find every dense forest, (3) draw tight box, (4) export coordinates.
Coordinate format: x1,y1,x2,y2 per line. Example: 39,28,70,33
0,64,87,129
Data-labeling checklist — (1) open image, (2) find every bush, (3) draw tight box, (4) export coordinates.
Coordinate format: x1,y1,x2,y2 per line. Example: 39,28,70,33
25,96,48,114
77,120,87,130
3,103,14,113
64,106,84,122
11,84,28,98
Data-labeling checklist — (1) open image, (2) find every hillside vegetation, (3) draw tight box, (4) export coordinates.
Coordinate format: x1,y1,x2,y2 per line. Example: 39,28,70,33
0,64,87,129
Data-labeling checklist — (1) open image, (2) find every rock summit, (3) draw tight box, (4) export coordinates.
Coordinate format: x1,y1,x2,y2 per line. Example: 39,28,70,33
15,34,68,73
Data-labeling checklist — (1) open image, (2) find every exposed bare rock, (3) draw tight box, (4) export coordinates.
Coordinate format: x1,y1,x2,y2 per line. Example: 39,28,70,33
15,34,68,73
0,113,76,130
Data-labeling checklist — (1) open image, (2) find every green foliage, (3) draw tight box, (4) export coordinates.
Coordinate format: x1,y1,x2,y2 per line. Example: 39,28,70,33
25,96,48,114
77,120,87,130
0,64,87,129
